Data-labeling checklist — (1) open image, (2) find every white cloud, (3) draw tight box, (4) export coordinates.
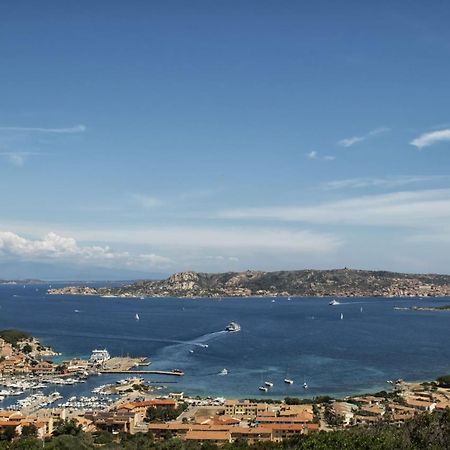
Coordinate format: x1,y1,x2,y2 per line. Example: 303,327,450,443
0,231,170,269
338,127,390,147
307,151,335,161
0,152,40,167
0,125,86,134
219,189,450,229
325,175,444,190
410,128,450,149
131,194,162,209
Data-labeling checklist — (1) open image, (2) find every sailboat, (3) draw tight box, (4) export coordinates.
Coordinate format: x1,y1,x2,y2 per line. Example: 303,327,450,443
135,313,140,321
340,313,344,320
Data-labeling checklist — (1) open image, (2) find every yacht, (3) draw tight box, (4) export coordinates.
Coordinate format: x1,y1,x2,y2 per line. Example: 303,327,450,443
284,378,294,384
264,381,274,387
329,299,340,306
259,386,268,392
219,369,228,376
225,322,241,332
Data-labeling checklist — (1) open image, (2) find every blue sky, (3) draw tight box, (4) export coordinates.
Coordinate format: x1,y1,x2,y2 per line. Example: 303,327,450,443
1,0,450,279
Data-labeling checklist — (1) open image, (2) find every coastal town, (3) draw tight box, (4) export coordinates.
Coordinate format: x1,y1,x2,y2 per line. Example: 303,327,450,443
1,330,450,445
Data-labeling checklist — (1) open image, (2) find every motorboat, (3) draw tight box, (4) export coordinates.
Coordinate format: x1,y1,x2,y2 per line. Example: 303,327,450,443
225,322,241,332
329,299,340,306
264,381,274,387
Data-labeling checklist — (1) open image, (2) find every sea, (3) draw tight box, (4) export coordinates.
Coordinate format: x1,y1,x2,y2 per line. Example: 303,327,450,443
0,283,450,404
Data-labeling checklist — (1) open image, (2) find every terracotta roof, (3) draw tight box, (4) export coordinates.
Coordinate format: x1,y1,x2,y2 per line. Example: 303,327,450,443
185,430,230,441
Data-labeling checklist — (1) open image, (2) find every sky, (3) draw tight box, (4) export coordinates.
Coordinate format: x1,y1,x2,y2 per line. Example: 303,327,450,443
1,0,450,279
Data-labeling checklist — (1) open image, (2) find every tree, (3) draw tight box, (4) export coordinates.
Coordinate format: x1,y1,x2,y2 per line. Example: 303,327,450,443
52,419,83,437
20,424,38,438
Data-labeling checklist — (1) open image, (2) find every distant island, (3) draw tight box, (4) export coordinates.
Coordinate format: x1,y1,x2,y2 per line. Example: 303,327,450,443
47,268,450,298
0,278,43,285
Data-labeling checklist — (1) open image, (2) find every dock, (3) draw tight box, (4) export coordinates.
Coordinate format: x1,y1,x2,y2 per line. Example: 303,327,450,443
99,370,184,376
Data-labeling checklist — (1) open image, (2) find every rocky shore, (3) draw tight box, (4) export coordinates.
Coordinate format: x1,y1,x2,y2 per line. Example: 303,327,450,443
47,268,450,298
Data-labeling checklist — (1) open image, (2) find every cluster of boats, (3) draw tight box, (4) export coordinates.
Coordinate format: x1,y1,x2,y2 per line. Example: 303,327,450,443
57,395,114,410
7,391,63,411
0,376,87,402
258,378,308,392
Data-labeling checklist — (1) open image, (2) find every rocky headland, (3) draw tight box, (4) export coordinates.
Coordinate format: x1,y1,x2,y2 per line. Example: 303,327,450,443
47,268,450,298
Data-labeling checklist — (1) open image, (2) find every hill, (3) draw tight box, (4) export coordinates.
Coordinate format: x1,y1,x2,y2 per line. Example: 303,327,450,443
48,268,450,298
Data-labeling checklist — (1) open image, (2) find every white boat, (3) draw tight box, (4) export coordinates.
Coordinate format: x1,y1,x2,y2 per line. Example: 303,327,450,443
271,299,276,303
259,386,268,392
219,369,228,376
225,322,241,332
189,350,194,354
135,313,140,321
340,313,344,320
74,309,80,313
303,382,308,389
284,378,294,384
89,349,111,364
287,297,292,301
329,299,340,306
264,381,274,387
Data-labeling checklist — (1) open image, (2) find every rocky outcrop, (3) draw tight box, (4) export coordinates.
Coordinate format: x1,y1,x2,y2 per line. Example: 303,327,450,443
47,268,450,298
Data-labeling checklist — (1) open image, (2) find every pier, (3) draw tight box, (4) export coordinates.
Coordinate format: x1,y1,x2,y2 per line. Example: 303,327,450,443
99,370,184,376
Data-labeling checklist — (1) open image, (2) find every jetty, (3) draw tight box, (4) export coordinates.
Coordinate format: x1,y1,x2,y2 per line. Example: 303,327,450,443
99,369,184,376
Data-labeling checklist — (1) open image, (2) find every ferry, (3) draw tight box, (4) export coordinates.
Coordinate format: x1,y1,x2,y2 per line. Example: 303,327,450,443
89,349,111,364
225,322,241,332
329,299,340,306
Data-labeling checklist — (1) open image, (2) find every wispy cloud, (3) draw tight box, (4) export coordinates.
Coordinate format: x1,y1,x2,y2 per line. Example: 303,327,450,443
0,124,86,134
131,194,162,209
0,152,41,167
219,189,450,229
410,128,450,149
325,175,445,190
337,127,390,147
307,151,335,161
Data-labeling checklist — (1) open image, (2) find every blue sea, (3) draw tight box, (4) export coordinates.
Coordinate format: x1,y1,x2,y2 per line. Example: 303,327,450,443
1,284,450,402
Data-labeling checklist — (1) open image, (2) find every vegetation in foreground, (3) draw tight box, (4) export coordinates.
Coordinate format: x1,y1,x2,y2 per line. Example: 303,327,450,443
0,409,449,450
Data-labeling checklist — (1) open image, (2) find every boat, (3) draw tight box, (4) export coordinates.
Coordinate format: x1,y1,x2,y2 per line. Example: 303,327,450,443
89,349,111,364
329,299,340,306
259,386,268,392
271,299,276,303
225,322,241,332
135,313,140,321
74,309,80,313
340,313,344,320
172,369,185,375
303,382,308,389
189,350,194,354
140,296,145,300
264,381,274,387
287,296,292,301
219,369,228,376
284,378,294,384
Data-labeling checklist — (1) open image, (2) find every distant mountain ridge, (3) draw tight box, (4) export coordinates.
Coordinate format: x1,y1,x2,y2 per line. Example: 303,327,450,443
48,268,450,298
